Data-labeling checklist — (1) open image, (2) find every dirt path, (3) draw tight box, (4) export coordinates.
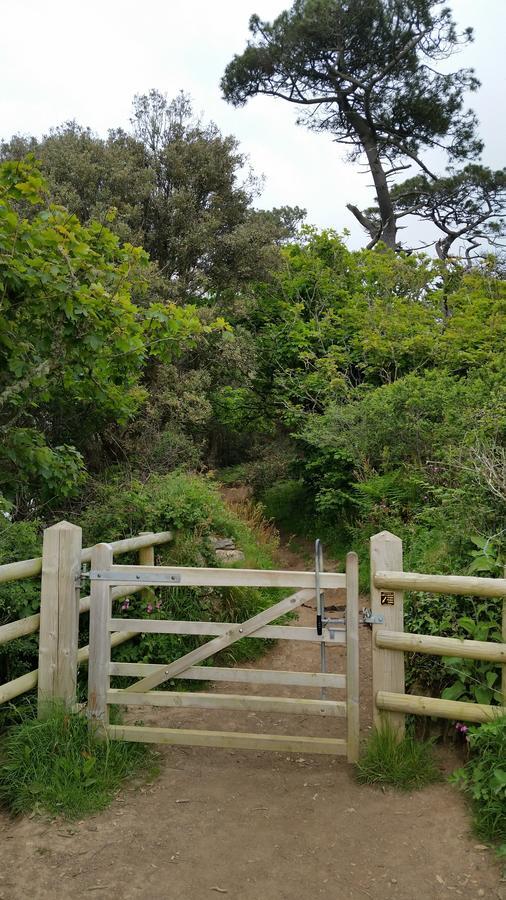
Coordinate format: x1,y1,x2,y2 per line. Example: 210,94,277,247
0,513,504,899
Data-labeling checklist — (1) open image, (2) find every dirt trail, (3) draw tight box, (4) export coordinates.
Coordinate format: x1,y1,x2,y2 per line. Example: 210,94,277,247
0,505,504,900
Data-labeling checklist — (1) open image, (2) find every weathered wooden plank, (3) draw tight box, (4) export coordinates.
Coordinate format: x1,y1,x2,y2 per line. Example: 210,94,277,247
376,629,506,663
107,617,345,643
126,590,314,694
377,690,506,724
87,544,113,730
0,529,172,586
374,570,506,599
38,521,82,714
345,551,360,763
107,689,346,717
95,565,345,590
109,662,346,689
107,724,348,755
370,532,405,736
0,629,137,707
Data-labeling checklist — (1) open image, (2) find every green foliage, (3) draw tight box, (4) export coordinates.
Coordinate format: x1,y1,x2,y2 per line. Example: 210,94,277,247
222,0,481,250
2,93,302,301
0,705,154,818
440,611,503,706
452,716,506,847
356,723,442,791
0,516,42,683
77,471,279,672
0,157,205,512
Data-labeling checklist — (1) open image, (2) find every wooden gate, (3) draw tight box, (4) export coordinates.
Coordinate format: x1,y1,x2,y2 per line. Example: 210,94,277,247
87,544,360,762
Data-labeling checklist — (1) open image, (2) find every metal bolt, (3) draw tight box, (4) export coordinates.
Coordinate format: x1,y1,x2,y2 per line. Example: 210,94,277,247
238,627,243,633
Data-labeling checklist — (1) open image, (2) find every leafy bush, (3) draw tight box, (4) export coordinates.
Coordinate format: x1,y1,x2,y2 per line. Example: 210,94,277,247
77,471,280,674
0,705,153,818
0,472,280,698
452,716,506,847
356,724,442,791
0,517,42,684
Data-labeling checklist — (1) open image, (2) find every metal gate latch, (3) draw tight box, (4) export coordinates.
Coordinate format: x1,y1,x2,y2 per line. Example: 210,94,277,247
362,608,385,626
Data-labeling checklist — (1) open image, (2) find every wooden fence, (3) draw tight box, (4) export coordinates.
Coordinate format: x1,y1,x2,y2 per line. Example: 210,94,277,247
0,522,173,710
2,522,505,748
370,531,506,735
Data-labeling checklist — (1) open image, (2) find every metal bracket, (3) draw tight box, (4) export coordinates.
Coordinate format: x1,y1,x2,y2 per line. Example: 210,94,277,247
362,608,385,626
89,570,181,584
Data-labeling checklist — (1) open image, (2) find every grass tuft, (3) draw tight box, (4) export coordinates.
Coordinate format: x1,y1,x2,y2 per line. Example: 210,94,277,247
356,723,442,791
0,705,156,819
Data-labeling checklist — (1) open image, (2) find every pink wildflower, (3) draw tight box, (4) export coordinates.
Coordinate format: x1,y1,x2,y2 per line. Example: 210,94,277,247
155,600,162,610
146,603,154,614
121,599,130,611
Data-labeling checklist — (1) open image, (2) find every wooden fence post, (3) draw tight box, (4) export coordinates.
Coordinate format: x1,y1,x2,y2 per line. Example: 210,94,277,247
370,531,405,737
87,543,113,734
139,532,155,606
38,521,82,716
346,551,360,763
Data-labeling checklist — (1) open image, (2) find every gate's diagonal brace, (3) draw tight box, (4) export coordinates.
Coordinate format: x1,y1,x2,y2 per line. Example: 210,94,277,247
125,589,314,694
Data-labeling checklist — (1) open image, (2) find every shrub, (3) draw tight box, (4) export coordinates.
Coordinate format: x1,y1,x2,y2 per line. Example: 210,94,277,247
0,705,153,818
77,470,280,673
452,716,506,848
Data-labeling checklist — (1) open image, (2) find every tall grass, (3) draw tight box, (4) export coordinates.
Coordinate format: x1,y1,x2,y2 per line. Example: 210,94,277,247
0,705,155,818
356,723,442,791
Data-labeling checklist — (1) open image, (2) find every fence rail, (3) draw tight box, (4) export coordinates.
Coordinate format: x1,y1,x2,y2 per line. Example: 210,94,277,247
0,524,172,709
370,531,506,735
87,550,360,761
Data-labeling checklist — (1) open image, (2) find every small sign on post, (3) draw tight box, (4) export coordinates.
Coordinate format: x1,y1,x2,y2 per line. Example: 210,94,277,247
370,531,405,737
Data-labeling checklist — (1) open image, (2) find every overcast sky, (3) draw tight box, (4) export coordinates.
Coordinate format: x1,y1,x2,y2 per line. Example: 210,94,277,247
1,1,505,245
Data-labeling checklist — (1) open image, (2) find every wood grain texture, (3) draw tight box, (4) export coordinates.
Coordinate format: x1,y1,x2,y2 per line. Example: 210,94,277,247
377,690,506,724
345,552,360,763
374,570,506,599
38,521,82,714
125,590,314,694
376,629,506,662
107,724,348,755
109,662,346,689
0,528,172,586
96,565,345,590
370,531,405,736
107,617,344,644
107,689,346,717
87,544,113,730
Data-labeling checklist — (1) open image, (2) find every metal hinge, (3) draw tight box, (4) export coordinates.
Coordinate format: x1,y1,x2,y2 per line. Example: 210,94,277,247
88,570,181,584
362,607,385,626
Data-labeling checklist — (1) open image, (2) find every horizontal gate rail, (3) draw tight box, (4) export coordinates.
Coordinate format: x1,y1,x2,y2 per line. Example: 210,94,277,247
108,617,345,643
91,564,346,590
107,724,348,756
125,590,314,694
109,662,346,689
88,546,359,761
107,689,346,717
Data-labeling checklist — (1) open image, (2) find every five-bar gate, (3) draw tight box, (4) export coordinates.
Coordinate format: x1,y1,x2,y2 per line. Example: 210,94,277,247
87,544,359,762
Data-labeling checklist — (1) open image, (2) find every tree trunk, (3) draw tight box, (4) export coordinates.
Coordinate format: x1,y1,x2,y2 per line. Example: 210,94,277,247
343,102,398,250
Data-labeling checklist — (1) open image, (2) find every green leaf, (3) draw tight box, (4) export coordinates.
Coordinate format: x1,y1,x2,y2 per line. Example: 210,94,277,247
441,681,466,701
473,685,492,705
